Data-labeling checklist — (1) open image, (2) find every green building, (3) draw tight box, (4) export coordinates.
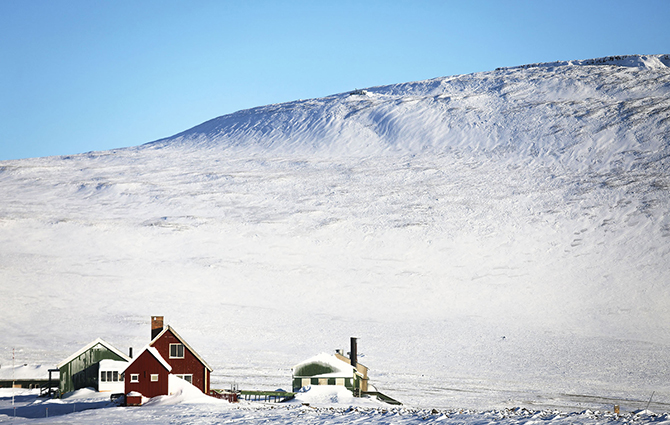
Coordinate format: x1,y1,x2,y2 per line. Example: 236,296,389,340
56,338,130,395
291,352,368,394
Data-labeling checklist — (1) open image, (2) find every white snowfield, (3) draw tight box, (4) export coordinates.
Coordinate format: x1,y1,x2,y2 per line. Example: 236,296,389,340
1,54,669,423
3,387,669,424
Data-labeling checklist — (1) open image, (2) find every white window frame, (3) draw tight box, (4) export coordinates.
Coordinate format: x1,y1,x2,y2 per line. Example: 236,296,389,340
150,374,159,382
130,374,139,383
169,343,185,359
175,374,193,384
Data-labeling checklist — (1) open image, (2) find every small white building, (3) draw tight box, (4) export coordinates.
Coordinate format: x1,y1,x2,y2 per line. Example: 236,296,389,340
97,359,128,393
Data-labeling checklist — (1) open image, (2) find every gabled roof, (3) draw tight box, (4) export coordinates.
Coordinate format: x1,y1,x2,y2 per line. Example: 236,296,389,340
57,338,131,369
149,325,213,371
127,346,172,372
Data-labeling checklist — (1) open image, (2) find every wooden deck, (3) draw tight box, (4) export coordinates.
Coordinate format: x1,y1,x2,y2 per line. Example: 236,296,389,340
239,390,295,403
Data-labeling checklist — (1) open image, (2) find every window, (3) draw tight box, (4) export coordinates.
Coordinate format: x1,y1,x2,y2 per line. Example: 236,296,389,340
130,374,139,383
100,371,122,382
175,374,192,384
150,374,159,382
169,343,184,359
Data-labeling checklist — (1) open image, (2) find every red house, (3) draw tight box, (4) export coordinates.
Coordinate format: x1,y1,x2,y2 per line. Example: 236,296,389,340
148,316,213,394
124,347,171,403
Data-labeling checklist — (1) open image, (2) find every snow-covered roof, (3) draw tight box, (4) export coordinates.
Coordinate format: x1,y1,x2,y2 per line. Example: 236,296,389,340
129,346,172,372
57,338,131,369
292,353,357,378
98,359,130,372
0,364,50,380
149,325,213,372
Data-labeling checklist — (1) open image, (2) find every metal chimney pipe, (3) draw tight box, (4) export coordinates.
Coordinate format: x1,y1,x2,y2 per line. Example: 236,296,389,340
129,347,133,358
350,337,358,369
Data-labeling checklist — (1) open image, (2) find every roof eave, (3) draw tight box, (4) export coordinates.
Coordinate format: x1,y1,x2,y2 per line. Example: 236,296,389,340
56,338,131,369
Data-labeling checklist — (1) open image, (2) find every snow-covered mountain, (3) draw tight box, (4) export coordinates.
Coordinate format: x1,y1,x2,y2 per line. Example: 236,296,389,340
146,54,670,171
1,55,669,412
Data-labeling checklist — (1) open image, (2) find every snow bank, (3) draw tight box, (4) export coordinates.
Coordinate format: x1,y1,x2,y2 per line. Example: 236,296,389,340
62,387,110,400
0,388,117,420
290,385,382,408
143,375,220,406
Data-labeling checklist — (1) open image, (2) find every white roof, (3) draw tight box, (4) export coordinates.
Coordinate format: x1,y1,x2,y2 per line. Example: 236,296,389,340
98,359,130,372
292,353,357,378
0,364,49,380
57,338,131,369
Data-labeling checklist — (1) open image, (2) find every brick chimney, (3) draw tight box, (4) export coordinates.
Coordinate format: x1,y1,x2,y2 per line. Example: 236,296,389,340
151,316,164,340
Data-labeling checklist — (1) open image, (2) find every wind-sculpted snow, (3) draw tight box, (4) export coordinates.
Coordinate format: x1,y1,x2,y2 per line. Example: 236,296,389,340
145,55,670,174
1,55,669,416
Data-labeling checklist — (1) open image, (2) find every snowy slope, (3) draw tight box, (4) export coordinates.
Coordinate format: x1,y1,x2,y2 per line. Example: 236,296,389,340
1,55,669,415
145,54,670,172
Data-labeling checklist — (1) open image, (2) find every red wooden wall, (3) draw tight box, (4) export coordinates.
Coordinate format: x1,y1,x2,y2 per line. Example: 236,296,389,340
124,349,169,398
151,328,210,394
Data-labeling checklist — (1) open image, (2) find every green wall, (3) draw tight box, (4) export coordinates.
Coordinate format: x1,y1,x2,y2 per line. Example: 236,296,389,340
59,343,126,394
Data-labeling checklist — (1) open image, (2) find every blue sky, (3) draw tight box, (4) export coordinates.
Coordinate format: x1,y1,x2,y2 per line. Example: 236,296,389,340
1,0,668,160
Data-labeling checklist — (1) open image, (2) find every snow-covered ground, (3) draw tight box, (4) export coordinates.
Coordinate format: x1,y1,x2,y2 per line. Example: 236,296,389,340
2,387,669,424
1,55,669,422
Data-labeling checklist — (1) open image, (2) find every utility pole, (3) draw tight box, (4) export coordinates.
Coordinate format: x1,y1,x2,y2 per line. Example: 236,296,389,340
645,391,655,411
12,347,15,408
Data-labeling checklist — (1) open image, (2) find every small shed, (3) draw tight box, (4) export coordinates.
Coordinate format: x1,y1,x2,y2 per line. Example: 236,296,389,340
56,338,131,395
124,347,171,401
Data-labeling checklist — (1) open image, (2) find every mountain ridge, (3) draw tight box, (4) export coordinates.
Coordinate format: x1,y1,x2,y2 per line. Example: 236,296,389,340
141,54,670,173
